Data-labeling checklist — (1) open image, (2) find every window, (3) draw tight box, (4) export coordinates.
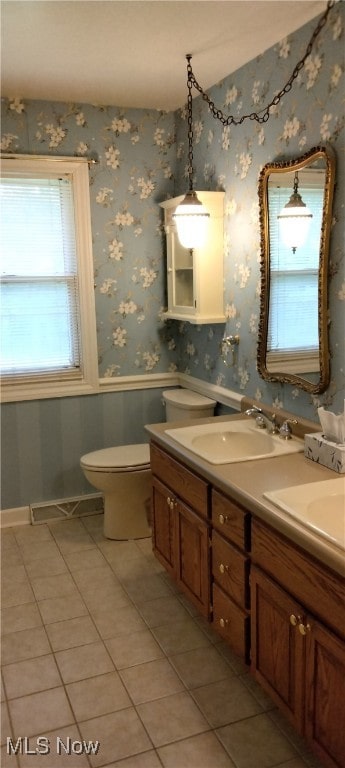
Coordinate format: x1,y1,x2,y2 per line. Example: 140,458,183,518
0,156,98,401
267,176,324,374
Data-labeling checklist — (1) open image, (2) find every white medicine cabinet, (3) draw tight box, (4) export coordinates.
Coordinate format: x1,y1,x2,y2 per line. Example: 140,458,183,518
160,191,225,324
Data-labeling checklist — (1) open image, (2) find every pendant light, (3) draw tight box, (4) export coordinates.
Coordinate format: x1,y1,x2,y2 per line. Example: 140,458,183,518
173,55,209,249
277,172,313,253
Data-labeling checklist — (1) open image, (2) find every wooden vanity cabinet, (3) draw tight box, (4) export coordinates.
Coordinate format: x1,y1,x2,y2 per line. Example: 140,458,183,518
251,519,345,768
211,489,251,662
150,443,211,618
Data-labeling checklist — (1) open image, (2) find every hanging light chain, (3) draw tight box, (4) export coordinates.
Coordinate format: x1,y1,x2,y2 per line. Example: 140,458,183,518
186,0,335,126
186,54,195,190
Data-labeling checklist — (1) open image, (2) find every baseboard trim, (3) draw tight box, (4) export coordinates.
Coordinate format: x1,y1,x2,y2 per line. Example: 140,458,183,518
1,506,31,528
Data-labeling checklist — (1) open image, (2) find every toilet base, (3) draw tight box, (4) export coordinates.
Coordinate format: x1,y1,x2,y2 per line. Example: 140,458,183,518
103,469,152,540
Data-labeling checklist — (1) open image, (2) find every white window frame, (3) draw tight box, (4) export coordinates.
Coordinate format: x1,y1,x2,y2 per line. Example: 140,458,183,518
1,155,99,402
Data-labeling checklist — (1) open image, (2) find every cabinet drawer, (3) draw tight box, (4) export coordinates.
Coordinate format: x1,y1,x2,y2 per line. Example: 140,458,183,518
212,530,250,609
212,489,251,551
252,519,345,641
150,443,209,519
213,583,250,662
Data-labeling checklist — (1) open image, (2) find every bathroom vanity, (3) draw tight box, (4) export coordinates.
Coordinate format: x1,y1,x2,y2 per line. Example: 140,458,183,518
146,410,345,768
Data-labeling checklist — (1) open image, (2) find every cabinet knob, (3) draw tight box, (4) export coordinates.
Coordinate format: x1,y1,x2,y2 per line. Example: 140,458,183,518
219,563,229,574
219,617,229,628
219,514,228,525
298,621,311,636
167,496,176,511
289,614,299,626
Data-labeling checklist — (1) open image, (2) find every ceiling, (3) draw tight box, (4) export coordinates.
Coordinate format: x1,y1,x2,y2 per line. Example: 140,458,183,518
1,0,327,111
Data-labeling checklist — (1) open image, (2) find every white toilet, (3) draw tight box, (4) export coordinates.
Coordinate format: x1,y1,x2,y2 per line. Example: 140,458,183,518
80,389,216,540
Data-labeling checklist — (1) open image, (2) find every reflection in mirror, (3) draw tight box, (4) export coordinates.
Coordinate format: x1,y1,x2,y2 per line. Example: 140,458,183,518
257,145,335,394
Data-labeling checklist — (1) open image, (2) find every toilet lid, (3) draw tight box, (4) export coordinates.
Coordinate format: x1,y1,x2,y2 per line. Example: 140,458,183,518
80,444,150,471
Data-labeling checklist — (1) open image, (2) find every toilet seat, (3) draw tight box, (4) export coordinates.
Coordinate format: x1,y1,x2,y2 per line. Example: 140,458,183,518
80,444,150,473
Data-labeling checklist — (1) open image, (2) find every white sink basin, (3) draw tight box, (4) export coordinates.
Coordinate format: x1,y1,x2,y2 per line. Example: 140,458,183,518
165,419,303,464
264,477,345,550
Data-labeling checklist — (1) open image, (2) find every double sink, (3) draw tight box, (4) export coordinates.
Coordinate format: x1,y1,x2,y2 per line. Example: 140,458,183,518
165,418,345,551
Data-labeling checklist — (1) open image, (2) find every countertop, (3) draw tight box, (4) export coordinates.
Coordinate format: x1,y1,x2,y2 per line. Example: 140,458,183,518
145,413,345,578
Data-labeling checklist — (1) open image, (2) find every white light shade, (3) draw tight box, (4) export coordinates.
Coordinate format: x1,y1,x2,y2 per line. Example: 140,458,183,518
173,191,209,249
278,189,312,252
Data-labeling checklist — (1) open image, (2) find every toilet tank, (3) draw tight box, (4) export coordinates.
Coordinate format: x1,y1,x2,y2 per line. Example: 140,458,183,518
163,389,216,421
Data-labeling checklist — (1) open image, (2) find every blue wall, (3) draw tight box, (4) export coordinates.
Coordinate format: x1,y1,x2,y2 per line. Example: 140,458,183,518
172,4,344,421
1,4,344,510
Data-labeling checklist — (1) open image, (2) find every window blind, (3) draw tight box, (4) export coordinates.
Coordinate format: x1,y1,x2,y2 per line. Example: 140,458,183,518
0,176,80,376
267,185,324,354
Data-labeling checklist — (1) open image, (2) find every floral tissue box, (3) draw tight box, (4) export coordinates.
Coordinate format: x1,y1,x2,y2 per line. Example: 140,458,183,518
304,432,345,474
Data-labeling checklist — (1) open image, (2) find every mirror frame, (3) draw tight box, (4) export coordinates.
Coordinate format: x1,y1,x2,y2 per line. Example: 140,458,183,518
257,144,336,394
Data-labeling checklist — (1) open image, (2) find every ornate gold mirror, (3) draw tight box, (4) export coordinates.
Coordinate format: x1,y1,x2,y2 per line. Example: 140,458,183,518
257,145,335,394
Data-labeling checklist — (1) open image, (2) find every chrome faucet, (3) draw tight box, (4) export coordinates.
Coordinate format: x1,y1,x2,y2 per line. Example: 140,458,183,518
245,406,280,434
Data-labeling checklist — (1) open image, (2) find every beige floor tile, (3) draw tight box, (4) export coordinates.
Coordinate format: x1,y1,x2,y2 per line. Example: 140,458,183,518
110,555,160,581
0,547,24,567
121,574,173,604
138,595,190,628
17,726,90,767
103,750,162,768
9,687,74,738
37,594,88,624
78,709,152,767
98,539,144,565
120,657,184,704
15,525,53,546
1,565,28,587
170,645,235,689
1,580,35,609
106,629,164,669
71,565,120,592
152,617,210,655
49,520,95,554
1,531,18,550
216,712,298,767
25,555,68,580
1,701,12,745
1,743,20,768
1,626,50,665
192,677,264,727
63,548,108,572
19,541,61,564
55,640,114,683
83,586,131,614
46,615,100,651
158,731,236,767
91,603,146,640
137,691,210,747
1,603,42,637
2,654,61,699
30,573,79,601
66,671,131,721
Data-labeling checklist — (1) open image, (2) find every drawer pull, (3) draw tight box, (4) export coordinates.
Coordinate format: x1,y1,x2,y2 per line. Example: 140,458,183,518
219,617,229,628
219,563,229,574
298,621,311,636
219,514,229,525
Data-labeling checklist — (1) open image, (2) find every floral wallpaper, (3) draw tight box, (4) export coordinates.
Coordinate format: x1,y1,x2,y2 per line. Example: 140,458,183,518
1,101,178,377
172,2,345,419
1,3,344,425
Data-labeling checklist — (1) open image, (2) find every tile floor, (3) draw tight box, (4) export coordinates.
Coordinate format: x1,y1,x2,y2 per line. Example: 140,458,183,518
1,514,325,768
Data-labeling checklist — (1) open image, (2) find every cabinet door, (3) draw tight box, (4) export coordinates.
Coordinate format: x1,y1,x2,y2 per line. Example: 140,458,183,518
176,500,211,618
151,477,176,576
251,566,305,732
305,619,345,768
